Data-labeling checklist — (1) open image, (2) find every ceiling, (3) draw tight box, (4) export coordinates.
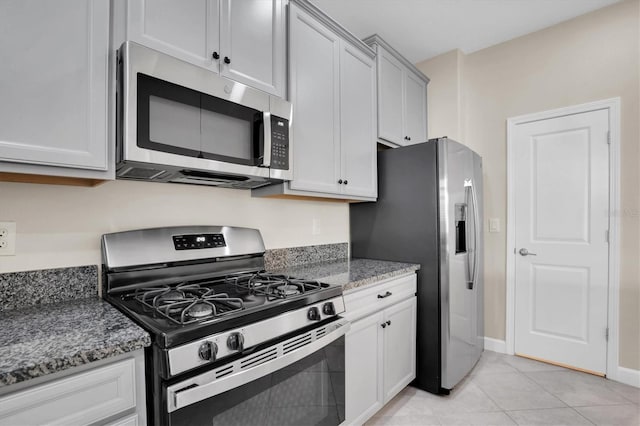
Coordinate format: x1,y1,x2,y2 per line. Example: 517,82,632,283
310,0,622,63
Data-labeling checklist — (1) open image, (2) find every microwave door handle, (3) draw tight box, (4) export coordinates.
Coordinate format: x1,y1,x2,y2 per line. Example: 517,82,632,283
166,319,350,412
262,112,271,167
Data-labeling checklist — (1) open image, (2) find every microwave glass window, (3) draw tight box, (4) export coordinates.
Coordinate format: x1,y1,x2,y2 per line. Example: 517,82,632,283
137,73,262,167
201,108,252,161
149,96,201,153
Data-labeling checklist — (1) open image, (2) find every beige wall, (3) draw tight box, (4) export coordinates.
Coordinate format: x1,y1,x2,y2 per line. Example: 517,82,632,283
423,49,465,141
417,0,640,370
0,180,349,274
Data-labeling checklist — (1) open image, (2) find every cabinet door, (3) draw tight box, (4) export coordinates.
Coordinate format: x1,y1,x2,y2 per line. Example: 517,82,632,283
288,5,341,194
345,312,385,425
377,48,404,145
220,0,285,97
404,72,428,145
0,0,109,171
383,297,417,403
339,42,377,198
0,359,136,426
127,0,218,69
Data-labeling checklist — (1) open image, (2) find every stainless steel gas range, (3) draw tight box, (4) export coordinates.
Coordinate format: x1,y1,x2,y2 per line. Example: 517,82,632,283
101,226,348,426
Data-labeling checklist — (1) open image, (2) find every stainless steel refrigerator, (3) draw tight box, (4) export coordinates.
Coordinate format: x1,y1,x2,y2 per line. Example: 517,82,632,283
350,137,484,394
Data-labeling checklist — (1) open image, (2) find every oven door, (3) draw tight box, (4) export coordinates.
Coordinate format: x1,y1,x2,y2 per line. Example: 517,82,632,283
165,319,348,426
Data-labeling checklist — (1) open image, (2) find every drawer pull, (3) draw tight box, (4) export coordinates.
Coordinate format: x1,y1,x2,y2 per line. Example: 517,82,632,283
377,291,392,299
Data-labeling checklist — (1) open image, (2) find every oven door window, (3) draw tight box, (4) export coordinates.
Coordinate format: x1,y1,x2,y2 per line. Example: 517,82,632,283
167,336,345,426
137,73,263,166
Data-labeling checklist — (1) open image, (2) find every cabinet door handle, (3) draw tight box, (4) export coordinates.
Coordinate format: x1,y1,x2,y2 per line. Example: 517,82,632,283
386,320,391,326
343,180,348,185
381,323,387,329
338,179,343,184
377,291,392,299
224,56,231,64
212,51,220,60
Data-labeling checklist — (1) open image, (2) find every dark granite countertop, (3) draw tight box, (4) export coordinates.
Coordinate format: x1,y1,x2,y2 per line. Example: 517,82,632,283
268,258,420,292
0,297,151,387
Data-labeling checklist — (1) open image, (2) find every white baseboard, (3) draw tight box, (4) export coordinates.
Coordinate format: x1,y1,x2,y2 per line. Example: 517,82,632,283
484,337,507,354
613,366,640,388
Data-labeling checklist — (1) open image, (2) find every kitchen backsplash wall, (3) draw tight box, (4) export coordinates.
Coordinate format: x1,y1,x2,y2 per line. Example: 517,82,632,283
264,242,348,270
0,180,349,274
0,265,97,312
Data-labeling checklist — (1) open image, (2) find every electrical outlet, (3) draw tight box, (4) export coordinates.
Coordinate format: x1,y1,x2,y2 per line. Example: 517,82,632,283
0,221,16,256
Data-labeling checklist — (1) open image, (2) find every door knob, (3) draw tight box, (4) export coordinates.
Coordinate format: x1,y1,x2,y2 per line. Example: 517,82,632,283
519,248,537,256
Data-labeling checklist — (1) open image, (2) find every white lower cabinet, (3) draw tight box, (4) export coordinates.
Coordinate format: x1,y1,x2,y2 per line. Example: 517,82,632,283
0,354,145,426
345,311,385,424
344,274,417,425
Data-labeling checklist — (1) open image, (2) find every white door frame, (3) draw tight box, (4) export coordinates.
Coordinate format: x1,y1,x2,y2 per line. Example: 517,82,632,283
505,98,621,380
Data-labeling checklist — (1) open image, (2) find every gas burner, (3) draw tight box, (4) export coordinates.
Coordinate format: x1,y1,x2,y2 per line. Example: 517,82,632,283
185,302,215,319
275,284,301,296
155,289,187,305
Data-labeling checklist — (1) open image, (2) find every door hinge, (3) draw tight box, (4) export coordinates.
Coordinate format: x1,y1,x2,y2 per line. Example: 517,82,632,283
605,229,610,243
606,131,611,144
605,327,609,341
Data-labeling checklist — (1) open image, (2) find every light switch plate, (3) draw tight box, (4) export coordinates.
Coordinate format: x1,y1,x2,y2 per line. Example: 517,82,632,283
489,218,500,233
0,221,16,255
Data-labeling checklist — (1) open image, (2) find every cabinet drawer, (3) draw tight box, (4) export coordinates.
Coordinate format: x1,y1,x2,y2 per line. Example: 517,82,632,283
0,358,136,426
105,413,139,426
344,273,417,321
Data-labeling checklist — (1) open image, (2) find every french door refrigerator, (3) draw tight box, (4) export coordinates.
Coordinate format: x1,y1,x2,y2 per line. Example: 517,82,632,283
350,137,484,394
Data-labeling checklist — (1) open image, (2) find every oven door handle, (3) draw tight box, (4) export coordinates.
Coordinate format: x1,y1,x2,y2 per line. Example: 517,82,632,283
166,318,350,413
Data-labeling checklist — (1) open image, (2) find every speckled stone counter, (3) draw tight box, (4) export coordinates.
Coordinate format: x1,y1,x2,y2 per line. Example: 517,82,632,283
268,258,419,292
0,297,150,387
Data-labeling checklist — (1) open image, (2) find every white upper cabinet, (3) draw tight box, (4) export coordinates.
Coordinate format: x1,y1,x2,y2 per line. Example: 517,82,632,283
378,49,404,144
126,0,216,68
0,0,111,177
254,0,377,201
365,34,429,147
125,0,285,97
220,0,285,95
404,71,428,145
339,43,377,198
288,6,341,194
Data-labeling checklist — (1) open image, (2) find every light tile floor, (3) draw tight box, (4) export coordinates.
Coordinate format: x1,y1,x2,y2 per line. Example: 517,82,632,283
365,351,640,426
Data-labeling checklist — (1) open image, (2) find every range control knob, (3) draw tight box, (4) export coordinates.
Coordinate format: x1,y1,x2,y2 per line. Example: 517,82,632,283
307,306,321,321
198,341,218,361
227,332,245,351
322,302,336,316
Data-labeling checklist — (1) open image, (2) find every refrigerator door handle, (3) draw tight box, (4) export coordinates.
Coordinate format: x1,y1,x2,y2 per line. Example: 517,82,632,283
470,180,480,290
464,179,480,290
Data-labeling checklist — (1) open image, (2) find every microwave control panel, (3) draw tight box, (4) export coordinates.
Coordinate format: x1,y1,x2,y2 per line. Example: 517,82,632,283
173,234,227,250
270,116,289,170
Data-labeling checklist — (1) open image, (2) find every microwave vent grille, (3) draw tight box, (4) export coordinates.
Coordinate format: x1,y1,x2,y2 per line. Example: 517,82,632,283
119,166,167,180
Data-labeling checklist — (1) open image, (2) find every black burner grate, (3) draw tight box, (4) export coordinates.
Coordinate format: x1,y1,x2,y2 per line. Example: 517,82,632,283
134,283,244,325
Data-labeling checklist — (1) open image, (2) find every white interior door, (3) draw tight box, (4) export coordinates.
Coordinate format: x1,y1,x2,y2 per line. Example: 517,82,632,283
513,108,610,374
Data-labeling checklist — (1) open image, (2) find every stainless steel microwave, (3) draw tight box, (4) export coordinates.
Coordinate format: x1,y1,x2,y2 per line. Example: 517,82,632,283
116,41,292,189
